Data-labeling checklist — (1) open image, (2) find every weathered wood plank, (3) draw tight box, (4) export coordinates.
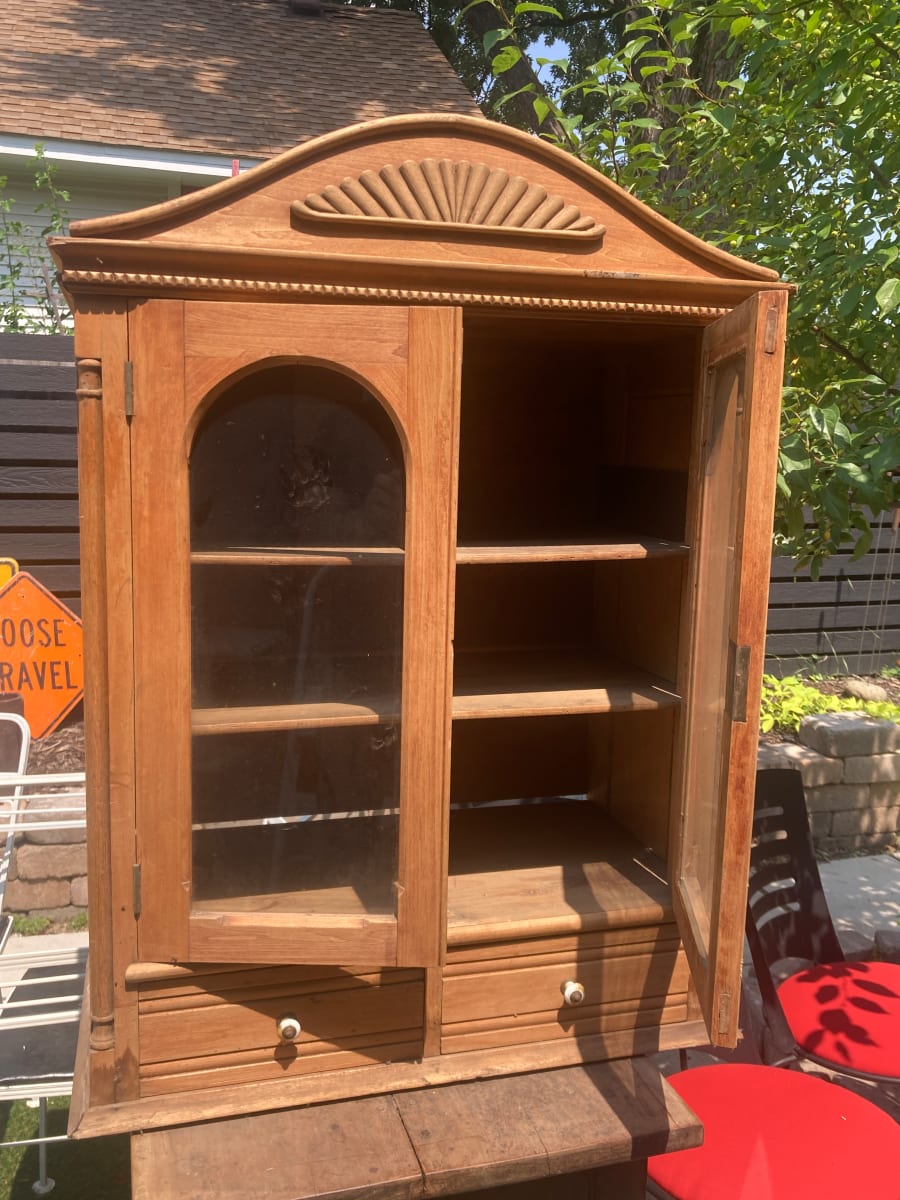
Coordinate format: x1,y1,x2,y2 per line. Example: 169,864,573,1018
130,1062,700,1200
395,1060,700,1196
0,365,75,394
1,531,80,560
769,578,900,604
0,332,75,363
26,564,81,594
0,466,80,494
0,398,78,427
1,431,78,462
766,630,900,656
767,603,900,632
131,1095,422,1200
770,551,898,579
0,498,80,527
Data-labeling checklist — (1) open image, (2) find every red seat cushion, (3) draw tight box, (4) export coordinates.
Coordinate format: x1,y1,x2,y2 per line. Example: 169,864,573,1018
778,961,900,1078
647,1063,900,1199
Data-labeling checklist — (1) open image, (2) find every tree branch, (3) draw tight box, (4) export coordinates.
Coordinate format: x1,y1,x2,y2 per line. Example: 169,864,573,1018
812,324,900,395
460,1,572,142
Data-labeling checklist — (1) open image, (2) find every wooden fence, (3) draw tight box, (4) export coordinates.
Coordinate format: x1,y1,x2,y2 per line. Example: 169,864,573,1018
766,511,900,677
1,333,897,678
0,333,80,614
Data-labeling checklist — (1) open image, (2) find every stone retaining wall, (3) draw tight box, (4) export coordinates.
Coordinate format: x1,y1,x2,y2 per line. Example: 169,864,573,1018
5,799,87,922
757,713,900,856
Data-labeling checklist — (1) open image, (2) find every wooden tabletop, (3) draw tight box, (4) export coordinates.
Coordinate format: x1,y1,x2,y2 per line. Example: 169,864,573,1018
131,1057,701,1200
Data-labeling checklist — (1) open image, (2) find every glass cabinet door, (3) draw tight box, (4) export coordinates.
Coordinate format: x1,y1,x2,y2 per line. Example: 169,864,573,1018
189,364,405,924
130,302,460,968
674,290,787,1044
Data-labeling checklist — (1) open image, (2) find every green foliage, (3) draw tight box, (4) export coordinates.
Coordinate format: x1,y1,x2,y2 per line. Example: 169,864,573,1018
0,1098,129,1199
535,2,900,572
0,145,71,333
363,0,900,573
10,914,52,936
9,911,87,934
760,675,900,733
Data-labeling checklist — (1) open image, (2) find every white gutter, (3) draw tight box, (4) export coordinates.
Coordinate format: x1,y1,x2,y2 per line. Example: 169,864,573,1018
0,134,261,177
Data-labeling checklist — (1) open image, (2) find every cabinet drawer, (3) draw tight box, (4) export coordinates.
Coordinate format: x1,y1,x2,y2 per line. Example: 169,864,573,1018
442,925,690,1054
137,964,424,1096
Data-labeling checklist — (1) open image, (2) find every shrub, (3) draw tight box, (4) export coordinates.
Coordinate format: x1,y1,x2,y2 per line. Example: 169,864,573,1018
760,675,900,734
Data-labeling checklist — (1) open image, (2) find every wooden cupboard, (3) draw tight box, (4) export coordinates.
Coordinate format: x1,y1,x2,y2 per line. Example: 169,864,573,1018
51,114,788,1136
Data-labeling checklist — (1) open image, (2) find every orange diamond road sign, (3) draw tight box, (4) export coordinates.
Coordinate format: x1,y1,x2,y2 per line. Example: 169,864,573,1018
0,572,84,740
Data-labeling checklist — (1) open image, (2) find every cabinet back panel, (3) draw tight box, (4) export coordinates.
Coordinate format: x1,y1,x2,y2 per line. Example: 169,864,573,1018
458,315,698,544
450,715,589,806
594,556,684,681
455,561,681,683
594,709,676,858
454,563,593,653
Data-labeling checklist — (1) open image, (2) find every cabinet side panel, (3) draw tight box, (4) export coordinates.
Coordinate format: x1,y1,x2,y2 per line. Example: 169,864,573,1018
73,309,115,1106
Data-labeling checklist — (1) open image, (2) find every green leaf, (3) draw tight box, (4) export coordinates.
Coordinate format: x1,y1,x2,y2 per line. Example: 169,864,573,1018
532,95,551,125
482,26,511,53
875,278,900,314
705,105,735,132
512,2,561,14
491,45,523,74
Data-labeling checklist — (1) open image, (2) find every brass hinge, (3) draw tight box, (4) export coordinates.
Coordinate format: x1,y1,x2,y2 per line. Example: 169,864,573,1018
124,360,134,421
132,863,142,917
730,643,751,723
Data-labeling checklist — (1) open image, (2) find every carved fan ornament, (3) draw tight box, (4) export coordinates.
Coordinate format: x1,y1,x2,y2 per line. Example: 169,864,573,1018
291,158,605,244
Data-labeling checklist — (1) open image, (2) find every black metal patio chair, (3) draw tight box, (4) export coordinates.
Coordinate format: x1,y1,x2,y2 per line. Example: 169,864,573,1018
745,767,900,1083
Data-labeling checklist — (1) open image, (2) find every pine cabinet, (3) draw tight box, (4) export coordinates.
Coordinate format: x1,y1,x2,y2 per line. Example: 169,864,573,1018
52,114,788,1136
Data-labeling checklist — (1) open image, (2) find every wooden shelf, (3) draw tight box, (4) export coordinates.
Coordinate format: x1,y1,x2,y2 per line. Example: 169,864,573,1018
193,657,677,733
452,652,679,720
456,537,688,565
191,812,399,917
191,888,395,917
191,546,404,567
192,698,400,735
446,802,673,944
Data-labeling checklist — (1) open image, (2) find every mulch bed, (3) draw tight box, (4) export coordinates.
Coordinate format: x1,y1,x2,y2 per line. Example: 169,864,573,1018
26,715,86,773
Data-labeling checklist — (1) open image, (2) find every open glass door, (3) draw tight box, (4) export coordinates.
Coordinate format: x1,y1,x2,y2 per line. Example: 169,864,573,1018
674,290,787,1044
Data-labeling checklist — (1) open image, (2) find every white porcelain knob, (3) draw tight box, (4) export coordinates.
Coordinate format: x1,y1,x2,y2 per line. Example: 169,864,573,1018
277,1014,302,1042
562,980,585,1007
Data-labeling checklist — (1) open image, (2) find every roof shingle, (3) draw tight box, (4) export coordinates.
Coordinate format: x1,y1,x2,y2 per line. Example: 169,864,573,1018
0,0,480,159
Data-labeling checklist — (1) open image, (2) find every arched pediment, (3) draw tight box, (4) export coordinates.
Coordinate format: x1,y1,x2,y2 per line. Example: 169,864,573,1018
53,114,780,309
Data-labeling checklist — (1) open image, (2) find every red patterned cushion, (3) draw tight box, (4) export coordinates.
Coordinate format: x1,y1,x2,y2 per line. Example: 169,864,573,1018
778,961,900,1077
648,1063,900,1199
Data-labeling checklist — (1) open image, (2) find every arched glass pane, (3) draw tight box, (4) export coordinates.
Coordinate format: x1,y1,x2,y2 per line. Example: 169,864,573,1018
188,364,405,918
